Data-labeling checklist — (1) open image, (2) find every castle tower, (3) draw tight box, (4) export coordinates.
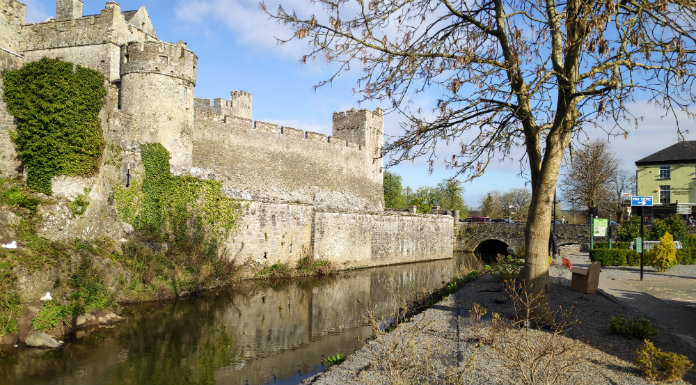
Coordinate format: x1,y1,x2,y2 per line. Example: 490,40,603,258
120,41,197,167
229,91,252,119
332,108,384,184
0,0,25,59
56,0,83,21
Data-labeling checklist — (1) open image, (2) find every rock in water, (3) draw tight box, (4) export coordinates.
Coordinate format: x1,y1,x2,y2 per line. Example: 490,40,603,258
25,332,62,349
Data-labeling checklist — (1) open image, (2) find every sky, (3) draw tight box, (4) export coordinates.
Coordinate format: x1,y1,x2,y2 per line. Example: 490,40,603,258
19,0,696,207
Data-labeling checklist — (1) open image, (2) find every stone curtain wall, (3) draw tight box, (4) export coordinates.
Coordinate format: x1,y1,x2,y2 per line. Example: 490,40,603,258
222,200,454,268
313,212,454,269
192,113,383,212
455,222,592,253
224,201,315,266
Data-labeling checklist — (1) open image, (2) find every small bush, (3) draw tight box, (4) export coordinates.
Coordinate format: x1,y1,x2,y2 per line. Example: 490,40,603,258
647,233,677,272
676,248,696,265
68,188,90,216
617,216,641,242
650,214,689,244
491,255,523,281
326,353,345,366
635,339,693,382
608,315,657,340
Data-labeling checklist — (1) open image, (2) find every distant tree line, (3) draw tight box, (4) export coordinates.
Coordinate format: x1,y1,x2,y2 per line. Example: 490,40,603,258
383,172,468,216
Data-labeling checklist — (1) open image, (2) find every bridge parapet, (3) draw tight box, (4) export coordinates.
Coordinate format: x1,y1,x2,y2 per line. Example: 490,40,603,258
455,223,594,253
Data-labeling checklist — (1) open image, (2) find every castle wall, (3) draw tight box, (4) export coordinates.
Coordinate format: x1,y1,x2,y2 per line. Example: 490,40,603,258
222,199,454,269
0,0,25,54
313,212,454,269
193,113,383,211
21,3,157,81
0,73,21,177
225,201,314,265
23,44,121,81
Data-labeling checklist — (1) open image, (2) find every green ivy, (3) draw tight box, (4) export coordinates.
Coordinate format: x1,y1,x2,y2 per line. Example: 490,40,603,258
114,143,238,249
3,58,106,194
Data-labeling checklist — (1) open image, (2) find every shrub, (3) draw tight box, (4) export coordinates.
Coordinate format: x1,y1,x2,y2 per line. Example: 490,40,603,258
650,214,689,244
684,234,696,250
635,339,693,382
593,241,632,250
617,216,641,242
3,58,106,194
491,255,523,281
676,248,695,265
647,233,677,272
608,315,657,340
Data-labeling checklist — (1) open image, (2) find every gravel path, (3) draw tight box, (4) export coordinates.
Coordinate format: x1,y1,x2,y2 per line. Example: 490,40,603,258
303,264,696,385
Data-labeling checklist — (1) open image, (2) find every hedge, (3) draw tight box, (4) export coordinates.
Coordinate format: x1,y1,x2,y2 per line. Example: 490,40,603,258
593,241,632,250
591,247,696,266
590,249,641,266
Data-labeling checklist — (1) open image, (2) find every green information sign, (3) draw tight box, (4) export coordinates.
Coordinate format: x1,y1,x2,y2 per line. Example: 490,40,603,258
593,218,608,237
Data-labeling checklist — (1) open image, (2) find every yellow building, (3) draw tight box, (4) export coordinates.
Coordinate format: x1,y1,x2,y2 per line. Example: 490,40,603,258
635,141,696,210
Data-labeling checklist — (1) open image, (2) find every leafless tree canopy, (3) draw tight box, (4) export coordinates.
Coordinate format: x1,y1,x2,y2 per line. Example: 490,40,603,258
265,0,696,308
560,140,619,217
265,0,696,179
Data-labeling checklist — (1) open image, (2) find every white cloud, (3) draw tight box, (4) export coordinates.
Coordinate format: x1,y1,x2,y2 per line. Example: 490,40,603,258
174,0,321,58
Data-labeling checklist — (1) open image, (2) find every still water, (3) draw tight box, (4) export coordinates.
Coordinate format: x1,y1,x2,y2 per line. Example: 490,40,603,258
0,253,479,385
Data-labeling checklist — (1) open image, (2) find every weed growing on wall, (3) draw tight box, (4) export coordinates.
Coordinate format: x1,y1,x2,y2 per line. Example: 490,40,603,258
114,143,238,251
3,58,106,194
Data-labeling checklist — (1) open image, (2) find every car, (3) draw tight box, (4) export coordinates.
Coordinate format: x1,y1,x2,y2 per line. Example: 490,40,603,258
464,217,490,222
491,218,514,223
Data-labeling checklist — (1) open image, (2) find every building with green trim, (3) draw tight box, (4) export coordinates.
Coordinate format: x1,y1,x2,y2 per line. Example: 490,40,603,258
636,141,696,215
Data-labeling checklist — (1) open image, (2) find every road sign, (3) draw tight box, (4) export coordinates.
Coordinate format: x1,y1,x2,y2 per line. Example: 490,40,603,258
631,196,653,207
627,206,632,215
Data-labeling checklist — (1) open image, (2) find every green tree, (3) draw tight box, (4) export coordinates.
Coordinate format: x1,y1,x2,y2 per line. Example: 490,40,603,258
383,171,407,209
647,232,677,272
436,178,468,215
407,187,438,214
268,0,696,309
479,192,504,218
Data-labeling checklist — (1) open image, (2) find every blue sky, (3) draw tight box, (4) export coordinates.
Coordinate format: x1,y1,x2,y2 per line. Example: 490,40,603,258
21,0,696,207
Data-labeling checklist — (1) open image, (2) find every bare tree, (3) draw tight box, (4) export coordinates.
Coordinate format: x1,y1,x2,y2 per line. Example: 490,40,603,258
265,0,696,311
503,188,532,221
609,171,636,222
560,140,619,219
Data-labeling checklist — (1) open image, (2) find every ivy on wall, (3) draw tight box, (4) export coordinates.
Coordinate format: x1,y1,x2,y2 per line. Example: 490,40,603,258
3,58,106,194
114,143,238,250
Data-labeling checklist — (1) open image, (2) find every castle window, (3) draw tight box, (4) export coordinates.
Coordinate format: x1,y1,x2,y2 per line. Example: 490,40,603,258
660,185,671,204
184,88,188,102
115,81,122,109
159,55,169,65
659,164,670,179
123,54,129,64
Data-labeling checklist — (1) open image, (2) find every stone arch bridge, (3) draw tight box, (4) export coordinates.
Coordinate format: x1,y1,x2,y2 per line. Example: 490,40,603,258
454,223,593,259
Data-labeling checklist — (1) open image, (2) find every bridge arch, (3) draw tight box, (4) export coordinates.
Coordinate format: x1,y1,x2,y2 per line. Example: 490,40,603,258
473,239,515,264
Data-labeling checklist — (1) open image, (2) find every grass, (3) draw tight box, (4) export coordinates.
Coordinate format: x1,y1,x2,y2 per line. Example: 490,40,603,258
326,353,346,366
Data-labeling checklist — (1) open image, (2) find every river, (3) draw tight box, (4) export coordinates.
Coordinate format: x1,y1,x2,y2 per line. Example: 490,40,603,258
0,253,479,385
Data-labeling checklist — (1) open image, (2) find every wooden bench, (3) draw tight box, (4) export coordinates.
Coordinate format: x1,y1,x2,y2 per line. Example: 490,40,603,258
562,257,601,294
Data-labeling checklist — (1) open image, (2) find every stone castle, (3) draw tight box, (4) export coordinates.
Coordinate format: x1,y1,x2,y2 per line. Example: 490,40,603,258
0,0,453,269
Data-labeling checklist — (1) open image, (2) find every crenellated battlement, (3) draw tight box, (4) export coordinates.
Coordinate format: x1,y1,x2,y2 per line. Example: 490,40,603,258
120,41,197,85
194,90,252,120
194,108,366,151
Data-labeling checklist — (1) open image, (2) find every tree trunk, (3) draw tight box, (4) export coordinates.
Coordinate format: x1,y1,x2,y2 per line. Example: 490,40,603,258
520,125,572,320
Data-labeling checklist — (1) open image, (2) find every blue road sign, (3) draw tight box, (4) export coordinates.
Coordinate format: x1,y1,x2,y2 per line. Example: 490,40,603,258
631,196,653,207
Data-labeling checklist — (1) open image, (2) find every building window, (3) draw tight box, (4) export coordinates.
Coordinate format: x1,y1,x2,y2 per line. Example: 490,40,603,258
659,165,670,179
660,185,671,204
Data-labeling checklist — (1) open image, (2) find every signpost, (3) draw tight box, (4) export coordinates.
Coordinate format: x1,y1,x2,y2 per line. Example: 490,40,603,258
631,196,653,281
593,218,608,237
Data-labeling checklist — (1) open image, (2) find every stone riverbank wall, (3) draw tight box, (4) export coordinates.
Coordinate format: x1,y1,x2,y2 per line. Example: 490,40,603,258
227,200,454,269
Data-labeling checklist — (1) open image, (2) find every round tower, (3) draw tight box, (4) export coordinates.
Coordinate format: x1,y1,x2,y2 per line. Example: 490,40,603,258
120,41,197,167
